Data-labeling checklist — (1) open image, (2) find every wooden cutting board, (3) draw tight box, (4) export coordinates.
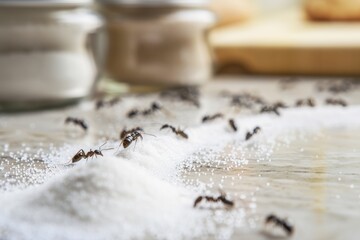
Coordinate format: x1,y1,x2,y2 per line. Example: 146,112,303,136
210,9,360,75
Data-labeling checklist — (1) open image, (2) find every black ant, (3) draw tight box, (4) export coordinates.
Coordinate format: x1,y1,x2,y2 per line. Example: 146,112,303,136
245,126,261,141
127,102,162,118
160,86,200,107
120,128,144,149
295,98,315,107
65,117,88,131
273,101,287,109
71,143,113,163
120,127,144,140
317,79,358,94
160,124,188,139
127,109,139,118
260,101,287,116
260,105,280,116
325,98,347,107
230,96,252,109
202,113,223,123
143,102,162,115
193,191,234,208
265,214,294,236
228,119,237,132
230,93,265,109
96,97,120,110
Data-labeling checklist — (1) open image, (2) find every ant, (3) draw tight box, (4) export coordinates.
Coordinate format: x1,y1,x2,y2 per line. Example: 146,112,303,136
160,124,188,139
127,109,139,118
230,96,253,109
317,79,358,94
228,119,237,132
71,142,113,164
127,102,162,118
245,126,261,141
265,214,294,236
230,93,265,109
325,98,347,107
260,105,280,116
120,127,144,140
65,117,88,131
273,101,287,109
295,98,315,107
160,86,200,107
202,113,223,123
193,191,234,208
96,97,120,110
143,102,162,115
120,128,144,149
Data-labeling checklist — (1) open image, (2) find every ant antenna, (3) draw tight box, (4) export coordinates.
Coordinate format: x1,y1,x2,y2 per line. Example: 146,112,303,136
115,143,122,154
218,188,226,196
102,147,115,151
142,132,156,138
98,141,107,149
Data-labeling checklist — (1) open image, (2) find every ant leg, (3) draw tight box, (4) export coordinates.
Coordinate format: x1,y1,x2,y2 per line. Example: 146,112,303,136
116,140,124,153
133,139,138,151
65,160,73,166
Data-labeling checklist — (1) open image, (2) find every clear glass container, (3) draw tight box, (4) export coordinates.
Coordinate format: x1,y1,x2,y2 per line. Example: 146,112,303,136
98,0,216,86
0,0,103,111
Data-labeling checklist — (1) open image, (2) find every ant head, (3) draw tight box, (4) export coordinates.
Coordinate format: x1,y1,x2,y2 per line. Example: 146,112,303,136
160,124,169,130
180,131,188,139
265,214,276,223
202,116,209,122
95,150,103,156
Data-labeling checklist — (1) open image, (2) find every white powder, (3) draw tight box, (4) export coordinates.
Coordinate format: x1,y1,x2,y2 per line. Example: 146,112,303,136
0,158,206,240
0,83,360,240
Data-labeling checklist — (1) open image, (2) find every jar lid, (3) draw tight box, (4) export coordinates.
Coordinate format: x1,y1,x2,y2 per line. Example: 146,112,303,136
97,0,210,8
0,0,92,7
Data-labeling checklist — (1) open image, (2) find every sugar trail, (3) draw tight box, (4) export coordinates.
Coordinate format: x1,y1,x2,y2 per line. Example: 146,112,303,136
0,81,360,240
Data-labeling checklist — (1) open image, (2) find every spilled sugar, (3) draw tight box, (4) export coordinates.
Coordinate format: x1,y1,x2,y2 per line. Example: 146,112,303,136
0,158,205,240
0,97,360,239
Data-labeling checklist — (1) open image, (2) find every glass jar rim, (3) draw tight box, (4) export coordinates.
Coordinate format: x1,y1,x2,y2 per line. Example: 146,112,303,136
106,8,216,25
0,0,92,7
97,0,210,8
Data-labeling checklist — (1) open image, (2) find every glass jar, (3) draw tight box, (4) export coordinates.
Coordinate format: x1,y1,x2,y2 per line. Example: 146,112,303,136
98,0,216,86
0,0,103,111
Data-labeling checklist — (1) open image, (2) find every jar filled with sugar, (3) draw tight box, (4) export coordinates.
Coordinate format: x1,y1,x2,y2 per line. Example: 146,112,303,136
97,0,216,86
0,0,103,111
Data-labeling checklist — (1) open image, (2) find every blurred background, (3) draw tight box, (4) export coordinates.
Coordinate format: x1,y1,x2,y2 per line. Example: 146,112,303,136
211,0,360,76
0,0,359,111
